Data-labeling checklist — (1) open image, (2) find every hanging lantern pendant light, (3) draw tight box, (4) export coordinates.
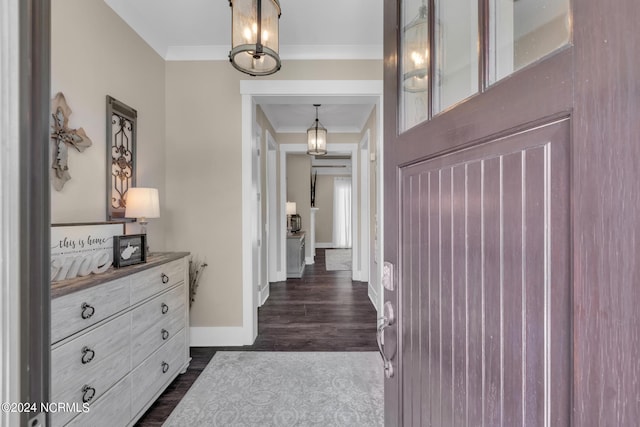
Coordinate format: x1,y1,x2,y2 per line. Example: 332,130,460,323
307,104,327,156
229,0,281,76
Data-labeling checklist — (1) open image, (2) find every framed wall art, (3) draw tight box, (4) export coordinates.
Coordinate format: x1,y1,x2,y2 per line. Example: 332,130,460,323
107,95,137,221
113,234,147,268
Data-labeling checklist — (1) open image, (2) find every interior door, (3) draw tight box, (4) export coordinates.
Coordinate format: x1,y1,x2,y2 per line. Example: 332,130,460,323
382,0,574,425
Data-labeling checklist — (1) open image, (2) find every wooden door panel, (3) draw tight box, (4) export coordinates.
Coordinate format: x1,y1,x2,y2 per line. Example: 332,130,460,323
398,120,570,425
452,164,466,427
427,172,441,426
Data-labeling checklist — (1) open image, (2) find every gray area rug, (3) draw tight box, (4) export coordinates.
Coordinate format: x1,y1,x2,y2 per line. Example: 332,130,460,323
163,352,383,427
325,249,352,271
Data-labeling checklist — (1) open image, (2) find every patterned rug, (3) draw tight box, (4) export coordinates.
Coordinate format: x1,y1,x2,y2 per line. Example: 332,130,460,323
163,352,383,426
325,249,352,271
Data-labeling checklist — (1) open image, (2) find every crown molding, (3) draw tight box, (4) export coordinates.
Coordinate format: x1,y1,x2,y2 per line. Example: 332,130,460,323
165,44,382,61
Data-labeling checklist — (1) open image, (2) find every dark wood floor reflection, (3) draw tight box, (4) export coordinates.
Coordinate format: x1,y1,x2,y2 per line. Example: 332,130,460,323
135,248,378,426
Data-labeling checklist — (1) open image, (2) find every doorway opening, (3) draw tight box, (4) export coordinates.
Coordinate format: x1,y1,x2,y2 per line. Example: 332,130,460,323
239,80,384,344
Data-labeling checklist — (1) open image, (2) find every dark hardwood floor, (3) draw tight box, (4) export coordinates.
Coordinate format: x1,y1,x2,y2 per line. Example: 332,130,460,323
135,248,379,426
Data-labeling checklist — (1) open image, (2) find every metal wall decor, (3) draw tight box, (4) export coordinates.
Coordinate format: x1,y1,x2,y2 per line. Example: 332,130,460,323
106,95,137,221
50,92,93,191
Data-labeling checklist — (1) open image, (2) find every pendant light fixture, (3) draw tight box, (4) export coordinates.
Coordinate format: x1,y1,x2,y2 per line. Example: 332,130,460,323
229,0,281,76
307,104,327,156
403,0,428,92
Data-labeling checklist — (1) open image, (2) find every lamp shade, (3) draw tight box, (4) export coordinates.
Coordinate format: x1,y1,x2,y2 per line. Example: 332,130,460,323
125,187,160,219
286,202,297,215
229,0,281,76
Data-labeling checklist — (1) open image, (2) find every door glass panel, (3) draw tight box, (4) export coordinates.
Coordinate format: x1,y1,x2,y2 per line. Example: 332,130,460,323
400,0,429,132
489,0,571,84
433,0,479,114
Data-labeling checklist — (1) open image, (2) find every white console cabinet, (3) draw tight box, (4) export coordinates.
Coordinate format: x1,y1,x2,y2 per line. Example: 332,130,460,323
50,253,190,427
286,232,305,278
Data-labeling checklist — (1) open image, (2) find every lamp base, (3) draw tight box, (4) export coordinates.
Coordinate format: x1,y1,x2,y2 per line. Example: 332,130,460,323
139,219,150,256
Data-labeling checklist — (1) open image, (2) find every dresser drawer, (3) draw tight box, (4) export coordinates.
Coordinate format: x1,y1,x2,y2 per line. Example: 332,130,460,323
51,277,130,344
131,285,186,366
51,315,131,426
66,376,131,427
131,328,186,417
130,259,185,304
52,313,130,391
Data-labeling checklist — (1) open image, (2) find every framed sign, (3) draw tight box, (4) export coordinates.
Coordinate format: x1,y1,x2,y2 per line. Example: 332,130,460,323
113,234,147,268
51,222,124,281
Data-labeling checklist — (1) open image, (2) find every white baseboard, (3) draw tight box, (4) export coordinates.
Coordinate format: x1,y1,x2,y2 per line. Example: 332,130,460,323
190,326,253,347
259,283,270,306
316,242,334,248
352,270,362,282
305,256,314,265
368,282,380,312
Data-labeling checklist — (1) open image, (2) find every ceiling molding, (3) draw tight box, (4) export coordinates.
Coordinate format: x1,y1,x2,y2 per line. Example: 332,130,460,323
241,80,383,96
280,44,382,60
165,44,382,62
275,126,362,134
165,45,229,61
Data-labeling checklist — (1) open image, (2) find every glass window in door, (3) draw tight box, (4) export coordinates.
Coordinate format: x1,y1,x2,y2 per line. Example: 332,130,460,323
433,0,479,114
489,0,571,84
400,0,429,132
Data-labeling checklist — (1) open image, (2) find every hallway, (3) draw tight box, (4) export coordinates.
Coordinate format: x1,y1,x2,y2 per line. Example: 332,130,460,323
136,248,378,425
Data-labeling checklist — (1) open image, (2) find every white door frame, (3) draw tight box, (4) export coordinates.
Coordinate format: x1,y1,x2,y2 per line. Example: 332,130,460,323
253,123,265,309
0,0,22,424
265,130,278,286
241,80,384,343
359,129,370,283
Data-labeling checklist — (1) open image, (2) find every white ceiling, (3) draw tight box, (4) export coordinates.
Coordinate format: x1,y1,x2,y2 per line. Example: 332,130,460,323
259,98,377,133
104,0,383,133
104,0,384,61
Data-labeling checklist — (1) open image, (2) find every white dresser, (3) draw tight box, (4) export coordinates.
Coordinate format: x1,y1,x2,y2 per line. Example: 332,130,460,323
50,253,190,427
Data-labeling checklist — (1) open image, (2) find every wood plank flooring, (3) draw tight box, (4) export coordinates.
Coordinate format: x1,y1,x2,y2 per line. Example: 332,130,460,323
135,248,379,426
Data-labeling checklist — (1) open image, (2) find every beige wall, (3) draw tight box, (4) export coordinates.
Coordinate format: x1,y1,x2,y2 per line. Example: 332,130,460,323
166,60,382,328
51,0,167,250
315,175,337,244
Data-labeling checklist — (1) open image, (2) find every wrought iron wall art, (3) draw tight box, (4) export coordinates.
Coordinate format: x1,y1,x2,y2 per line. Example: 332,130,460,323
106,95,137,221
50,92,93,191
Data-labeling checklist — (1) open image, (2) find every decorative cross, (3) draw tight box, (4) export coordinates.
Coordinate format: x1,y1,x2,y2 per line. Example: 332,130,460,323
50,92,92,191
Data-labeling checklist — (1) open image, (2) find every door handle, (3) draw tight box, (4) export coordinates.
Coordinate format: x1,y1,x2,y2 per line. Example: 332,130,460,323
376,301,395,379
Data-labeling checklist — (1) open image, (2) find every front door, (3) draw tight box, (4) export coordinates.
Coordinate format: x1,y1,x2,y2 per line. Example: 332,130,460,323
382,0,577,424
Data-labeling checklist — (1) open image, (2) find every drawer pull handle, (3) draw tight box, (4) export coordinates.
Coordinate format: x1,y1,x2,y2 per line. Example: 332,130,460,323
81,346,95,364
161,303,169,314
161,329,170,340
80,303,95,319
161,361,170,374
82,385,96,403
161,273,169,284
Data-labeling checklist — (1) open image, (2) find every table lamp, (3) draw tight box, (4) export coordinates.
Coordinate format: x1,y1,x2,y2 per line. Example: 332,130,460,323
286,202,296,234
125,187,160,253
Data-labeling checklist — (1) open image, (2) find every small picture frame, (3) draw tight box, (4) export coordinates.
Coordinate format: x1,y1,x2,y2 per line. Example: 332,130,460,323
113,234,147,268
